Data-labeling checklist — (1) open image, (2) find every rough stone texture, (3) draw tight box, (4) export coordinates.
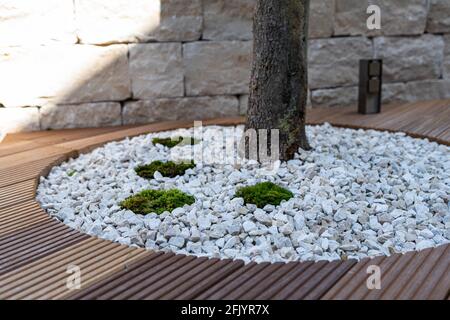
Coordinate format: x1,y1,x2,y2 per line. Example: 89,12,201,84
427,0,450,34
184,41,252,96
335,0,428,36
129,43,183,99
239,95,248,115
0,0,76,46
158,0,203,41
75,0,161,44
381,82,408,105
0,107,40,133
312,79,450,108
76,0,202,44
306,90,312,109
40,102,122,130
309,37,372,89
0,44,130,107
241,89,312,113
383,80,450,104
123,96,239,125
309,0,334,38
203,0,334,40
444,35,450,80
374,35,444,83
203,0,255,41
311,86,358,108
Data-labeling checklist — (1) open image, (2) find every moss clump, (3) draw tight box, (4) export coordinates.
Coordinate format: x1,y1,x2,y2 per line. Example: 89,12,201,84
135,160,195,179
67,170,76,177
234,182,293,208
152,136,197,148
120,189,195,215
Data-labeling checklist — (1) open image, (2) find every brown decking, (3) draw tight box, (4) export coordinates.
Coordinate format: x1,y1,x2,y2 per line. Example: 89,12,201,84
0,100,449,300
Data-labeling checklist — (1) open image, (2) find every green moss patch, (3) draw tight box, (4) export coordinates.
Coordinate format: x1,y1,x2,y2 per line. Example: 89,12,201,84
120,189,195,215
234,182,293,208
135,160,195,179
67,170,76,177
152,136,197,148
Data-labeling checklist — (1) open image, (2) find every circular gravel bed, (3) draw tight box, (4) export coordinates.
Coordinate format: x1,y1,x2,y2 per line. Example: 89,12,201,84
36,124,450,264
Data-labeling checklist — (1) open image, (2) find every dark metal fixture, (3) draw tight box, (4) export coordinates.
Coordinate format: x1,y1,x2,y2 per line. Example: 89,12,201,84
358,59,382,114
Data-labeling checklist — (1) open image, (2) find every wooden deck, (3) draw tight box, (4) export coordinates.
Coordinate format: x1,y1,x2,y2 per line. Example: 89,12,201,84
0,100,449,300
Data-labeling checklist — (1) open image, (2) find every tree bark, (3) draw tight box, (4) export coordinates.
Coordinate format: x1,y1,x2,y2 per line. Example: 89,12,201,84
246,0,311,161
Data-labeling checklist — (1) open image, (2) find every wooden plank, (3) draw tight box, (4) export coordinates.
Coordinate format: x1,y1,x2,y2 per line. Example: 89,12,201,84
120,256,214,300
236,262,299,300
412,245,450,300
371,248,434,299
252,262,315,300
0,180,36,209
0,233,89,276
194,262,259,299
271,261,329,300
223,262,285,300
362,251,417,300
304,260,356,299
146,259,231,300
205,263,272,300
0,146,73,171
65,252,166,300
321,256,385,300
99,254,193,300
174,260,245,300
0,155,64,188
0,237,148,299
25,248,147,300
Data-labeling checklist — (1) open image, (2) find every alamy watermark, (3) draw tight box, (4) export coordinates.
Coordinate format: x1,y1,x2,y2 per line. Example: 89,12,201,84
367,5,381,30
366,264,382,290
168,121,281,176
66,264,82,290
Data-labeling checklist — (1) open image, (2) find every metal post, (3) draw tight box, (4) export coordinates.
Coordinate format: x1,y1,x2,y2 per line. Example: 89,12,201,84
358,59,382,114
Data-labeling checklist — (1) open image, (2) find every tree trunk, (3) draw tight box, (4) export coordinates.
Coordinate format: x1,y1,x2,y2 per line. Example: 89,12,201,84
246,0,311,161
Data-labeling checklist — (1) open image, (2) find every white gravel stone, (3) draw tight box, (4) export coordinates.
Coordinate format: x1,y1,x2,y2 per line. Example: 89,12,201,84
254,208,272,225
419,229,434,239
243,221,257,233
36,124,450,264
169,236,185,248
416,240,435,251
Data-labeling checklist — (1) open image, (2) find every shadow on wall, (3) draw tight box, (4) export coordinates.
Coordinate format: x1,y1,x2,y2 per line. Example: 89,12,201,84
2,0,450,135
0,0,165,134
0,0,214,134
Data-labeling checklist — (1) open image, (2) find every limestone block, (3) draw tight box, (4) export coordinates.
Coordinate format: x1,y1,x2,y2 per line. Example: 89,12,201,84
0,44,131,107
309,0,334,38
123,96,239,125
427,0,450,33
0,0,76,45
334,0,427,36
183,41,252,96
311,86,358,108
158,0,202,41
40,102,122,129
129,43,183,99
374,35,444,83
309,37,372,89
203,0,255,41
75,0,160,44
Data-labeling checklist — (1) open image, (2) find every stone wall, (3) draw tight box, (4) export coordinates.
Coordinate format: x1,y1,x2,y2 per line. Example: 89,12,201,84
1,0,450,133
